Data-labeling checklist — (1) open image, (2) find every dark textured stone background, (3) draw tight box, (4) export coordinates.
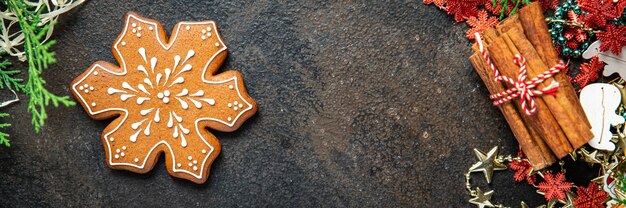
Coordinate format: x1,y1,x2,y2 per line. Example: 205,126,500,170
0,0,560,207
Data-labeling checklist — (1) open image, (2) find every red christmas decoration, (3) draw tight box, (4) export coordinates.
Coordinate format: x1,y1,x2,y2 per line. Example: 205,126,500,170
446,0,488,22
597,24,626,55
466,10,499,40
537,172,573,200
423,0,446,8
573,183,608,208
572,57,605,90
508,150,537,185
535,0,559,11
578,0,620,29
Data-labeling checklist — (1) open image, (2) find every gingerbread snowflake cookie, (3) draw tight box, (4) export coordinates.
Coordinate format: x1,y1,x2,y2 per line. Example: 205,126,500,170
71,12,257,184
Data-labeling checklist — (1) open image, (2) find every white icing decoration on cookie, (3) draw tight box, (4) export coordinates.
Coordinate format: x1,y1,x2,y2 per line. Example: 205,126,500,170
155,73,162,85
137,84,150,95
132,118,147,129
108,87,125,95
143,121,151,135
175,64,192,77
183,50,195,64
167,112,174,128
150,57,157,73
130,130,141,142
144,78,153,88
120,94,135,101
200,98,215,106
138,47,147,62
177,89,188,96
178,124,190,134
172,111,183,122
169,77,185,87
176,97,189,109
140,108,153,116
154,109,160,122
136,97,150,104
180,134,187,147
122,82,138,92
191,90,204,96
137,65,148,77
188,98,202,109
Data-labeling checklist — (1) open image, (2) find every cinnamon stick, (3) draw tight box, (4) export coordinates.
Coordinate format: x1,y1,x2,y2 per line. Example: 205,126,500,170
505,28,593,149
487,34,573,158
518,3,591,128
470,54,555,168
472,39,556,167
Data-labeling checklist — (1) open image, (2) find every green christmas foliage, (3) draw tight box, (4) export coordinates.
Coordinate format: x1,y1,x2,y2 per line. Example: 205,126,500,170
3,0,75,134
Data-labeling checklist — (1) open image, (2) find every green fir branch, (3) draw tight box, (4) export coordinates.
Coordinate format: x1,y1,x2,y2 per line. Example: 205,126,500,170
5,0,75,133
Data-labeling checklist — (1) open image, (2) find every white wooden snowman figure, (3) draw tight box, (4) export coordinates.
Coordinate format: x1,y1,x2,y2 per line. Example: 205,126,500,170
580,83,625,151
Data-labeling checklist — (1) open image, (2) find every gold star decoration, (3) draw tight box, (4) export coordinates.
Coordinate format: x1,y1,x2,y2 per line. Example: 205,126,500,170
469,147,507,183
469,187,495,208
579,148,602,164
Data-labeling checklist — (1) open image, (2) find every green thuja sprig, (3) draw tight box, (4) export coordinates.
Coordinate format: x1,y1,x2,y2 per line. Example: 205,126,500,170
4,0,75,133
0,113,10,147
0,56,24,147
493,0,532,20
0,58,25,93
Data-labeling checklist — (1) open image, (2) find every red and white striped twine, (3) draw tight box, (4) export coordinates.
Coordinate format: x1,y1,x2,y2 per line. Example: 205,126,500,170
474,33,564,115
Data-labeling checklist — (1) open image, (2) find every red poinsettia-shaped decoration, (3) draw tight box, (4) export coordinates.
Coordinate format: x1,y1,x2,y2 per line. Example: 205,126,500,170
537,172,573,200
446,0,488,22
597,24,626,55
573,183,607,208
465,10,499,40
572,56,605,90
508,150,537,185
578,0,620,29
423,0,446,8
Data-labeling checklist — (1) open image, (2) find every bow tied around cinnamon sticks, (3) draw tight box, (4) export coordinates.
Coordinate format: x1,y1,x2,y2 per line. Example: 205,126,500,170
469,3,593,170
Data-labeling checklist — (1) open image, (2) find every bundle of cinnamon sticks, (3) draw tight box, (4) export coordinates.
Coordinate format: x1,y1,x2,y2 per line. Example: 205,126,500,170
470,2,593,170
